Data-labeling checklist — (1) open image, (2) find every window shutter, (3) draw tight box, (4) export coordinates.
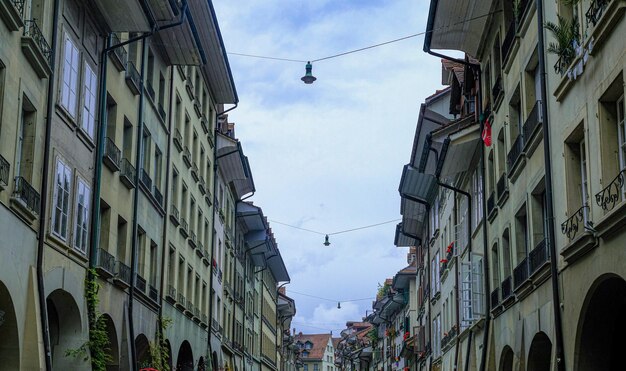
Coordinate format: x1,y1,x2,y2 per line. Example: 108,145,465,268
472,255,485,317
460,261,473,329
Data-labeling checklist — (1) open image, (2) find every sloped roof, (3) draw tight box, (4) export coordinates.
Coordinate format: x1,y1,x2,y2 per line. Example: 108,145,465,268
295,333,332,360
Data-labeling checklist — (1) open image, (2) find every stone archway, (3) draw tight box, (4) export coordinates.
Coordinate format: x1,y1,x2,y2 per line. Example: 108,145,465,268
198,356,205,371
176,340,194,371
575,275,626,371
527,332,551,371
0,281,19,369
135,333,151,369
46,289,84,370
100,314,119,371
499,345,514,371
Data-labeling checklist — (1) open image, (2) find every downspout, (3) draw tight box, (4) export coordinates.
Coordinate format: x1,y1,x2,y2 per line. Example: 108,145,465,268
207,114,219,367
536,0,565,368
37,0,61,369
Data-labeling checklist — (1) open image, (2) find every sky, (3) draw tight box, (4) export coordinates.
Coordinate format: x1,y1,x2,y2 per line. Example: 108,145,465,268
212,0,445,335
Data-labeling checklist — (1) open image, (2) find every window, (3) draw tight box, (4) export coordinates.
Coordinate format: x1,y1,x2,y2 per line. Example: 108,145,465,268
117,216,128,262
617,95,625,171
82,63,97,138
514,205,528,262
565,124,589,219
52,158,72,240
313,365,319,371
472,166,484,230
17,96,36,180
430,197,440,236
122,117,133,160
61,35,80,117
460,255,484,328
74,178,91,253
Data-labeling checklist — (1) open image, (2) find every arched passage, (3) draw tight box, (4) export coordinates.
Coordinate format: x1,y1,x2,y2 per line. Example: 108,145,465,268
135,334,151,369
176,340,194,371
46,289,83,370
527,332,551,371
100,314,119,371
212,351,218,371
576,275,626,371
198,356,205,371
0,281,19,369
499,345,514,371
164,339,173,371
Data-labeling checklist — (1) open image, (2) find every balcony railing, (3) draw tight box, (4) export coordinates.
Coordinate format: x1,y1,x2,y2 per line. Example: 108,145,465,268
153,186,163,206
135,274,147,293
23,20,52,66
487,191,496,216
146,81,155,102
0,154,9,188
110,33,127,70
182,147,192,167
149,285,158,302
501,21,516,64
191,163,199,181
120,158,136,188
158,102,166,121
523,101,542,146
490,287,500,308
211,318,219,331
595,169,625,212
173,129,183,152
103,137,121,171
513,258,529,289
554,53,575,76
501,276,513,300
10,0,25,14
140,168,152,190
202,314,208,324
178,293,186,307
167,285,176,301
492,76,503,103
529,239,549,275
13,176,40,214
125,61,141,95
496,173,507,200
198,176,207,195
180,217,189,237
116,261,131,285
189,231,197,248
507,135,524,173
561,205,591,239
586,0,610,27
170,204,180,225
96,248,116,274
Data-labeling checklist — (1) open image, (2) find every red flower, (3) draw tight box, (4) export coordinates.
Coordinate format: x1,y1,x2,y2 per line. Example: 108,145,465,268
440,259,448,264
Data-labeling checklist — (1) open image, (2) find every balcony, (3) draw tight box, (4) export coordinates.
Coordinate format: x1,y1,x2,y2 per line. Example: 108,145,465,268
196,242,205,258
201,314,208,325
522,101,543,155
109,33,127,72
135,274,147,294
193,99,202,118
185,301,193,317
188,231,197,248
153,186,163,207
492,76,504,110
507,135,525,180
120,158,136,189
501,21,517,69
169,204,180,226
149,284,158,302
528,239,550,276
173,129,183,152
140,168,152,190
513,258,529,290
190,162,199,181
158,102,166,122
198,176,207,195
185,79,194,100
180,217,189,238
182,147,192,168
0,154,9,190
11,176,40,220
114,261,131,288
496,173,509,205
561,205,591,240
103,137,121,171
200,116,209,134
501,276,513,302
22,20,52,78
125,61,141,95
585,0,610,27
166,285,176,303
96,248,116,278
490,287,500,308
0,0,24,31
554,52,575,77
211,318,219,332
146,81,155,102
487,191,497,221
595,169,625,213
177,293,186,310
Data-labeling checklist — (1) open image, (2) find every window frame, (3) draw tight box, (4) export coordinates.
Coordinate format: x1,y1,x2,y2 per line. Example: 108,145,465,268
51,157,72,241
73,176,91,253
81,61,98,139
60,33,80,119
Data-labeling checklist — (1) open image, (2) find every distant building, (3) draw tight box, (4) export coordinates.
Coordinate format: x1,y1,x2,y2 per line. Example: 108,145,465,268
294,333,336,371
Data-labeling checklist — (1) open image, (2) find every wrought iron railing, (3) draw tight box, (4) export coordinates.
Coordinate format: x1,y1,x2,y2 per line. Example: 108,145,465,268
529,239,549,274
170,204,179,221
497,173,507,200
507,135,524,172
513,258,529,289
173,129,183,151
168,284,176,299
120,158,135,187
10,0,25,14
23,20,52,66
97,248,116,273
501,21,516,63
595,169,625,212
523,101,542,144
492,76,503,102
487,191,496,216
554,53,574,76
140,168,152,189
183,146,191,166
586,0,610,27
158,102,166,121
191,162,199,181
125,61,141,90
135,274,147,293
561,205,591,239
13,176,40,214
149,285,158,302
0,154,9,187
490,287,500,308
501,276,513,300
153,186,163,206
178,292,186,306
198,176,206,194
110,33,127,67
189,231,197,247
180,217,189,236
116,261,131,284
104,137,121,169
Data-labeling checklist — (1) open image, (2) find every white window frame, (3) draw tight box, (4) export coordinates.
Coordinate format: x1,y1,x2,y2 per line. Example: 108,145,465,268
52,158,72,241
73,177,91,253
460,254,485,328
82,62,97,139
579,138,590,222
472,167,484,231
60,34,80,118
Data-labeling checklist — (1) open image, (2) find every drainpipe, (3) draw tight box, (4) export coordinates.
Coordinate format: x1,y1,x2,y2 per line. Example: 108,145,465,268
536,0,565,369
36,0,61,369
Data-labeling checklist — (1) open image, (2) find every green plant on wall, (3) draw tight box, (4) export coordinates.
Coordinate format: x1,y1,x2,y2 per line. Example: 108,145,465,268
65,269,112,371
376,282,391,299
147,316,173,371
367,328,379,346
545,15,581,65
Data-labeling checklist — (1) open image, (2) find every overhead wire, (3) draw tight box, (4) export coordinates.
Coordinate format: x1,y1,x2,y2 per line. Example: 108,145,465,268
268,218,400,236
288,290,375,303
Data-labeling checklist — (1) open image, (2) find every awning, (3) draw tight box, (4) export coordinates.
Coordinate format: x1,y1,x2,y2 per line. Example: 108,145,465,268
410,105,450,170
399,165,438,204
437,123,480,178
217,133,255,200
424,0,496,57
278,294,296,317
91,0,151,32
400,198,428,237
265,250,290,283
394,223,420,247
154,4,203,66
393,266,416,291
236,202,266,232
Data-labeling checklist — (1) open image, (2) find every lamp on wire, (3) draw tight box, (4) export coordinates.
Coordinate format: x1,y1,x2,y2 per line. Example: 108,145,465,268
301,61,317,84
323,234,330,246
337,302,341,309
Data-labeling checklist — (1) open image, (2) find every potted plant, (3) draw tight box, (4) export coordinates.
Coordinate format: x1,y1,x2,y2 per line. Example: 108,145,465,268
545,15,581,74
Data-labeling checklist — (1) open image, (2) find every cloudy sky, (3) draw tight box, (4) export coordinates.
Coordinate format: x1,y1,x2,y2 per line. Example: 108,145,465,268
213,0,444,335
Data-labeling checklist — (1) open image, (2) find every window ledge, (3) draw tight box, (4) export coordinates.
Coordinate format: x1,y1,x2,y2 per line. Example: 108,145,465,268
594,200,626,239
561,231,598,265
9,196,37,223
76,127,95,151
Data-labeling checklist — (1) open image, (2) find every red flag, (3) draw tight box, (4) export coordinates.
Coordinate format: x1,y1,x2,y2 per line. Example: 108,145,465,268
482,117,492,146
